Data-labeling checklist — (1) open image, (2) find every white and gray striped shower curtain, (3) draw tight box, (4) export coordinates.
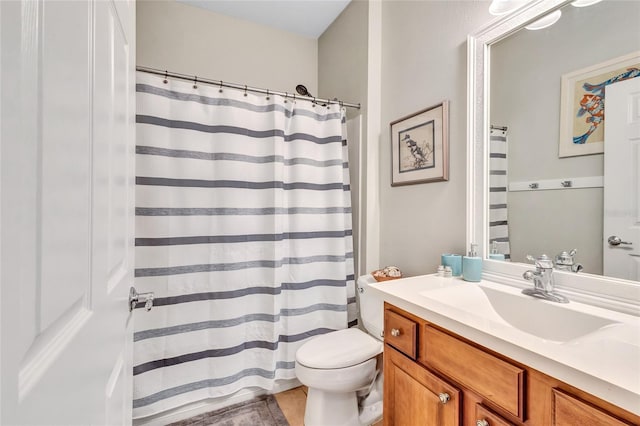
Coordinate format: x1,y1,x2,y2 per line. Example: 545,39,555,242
489,127,511,259
132,72,356,418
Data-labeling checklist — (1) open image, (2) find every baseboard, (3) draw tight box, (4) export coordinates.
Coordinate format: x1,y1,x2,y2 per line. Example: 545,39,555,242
132,378,302,426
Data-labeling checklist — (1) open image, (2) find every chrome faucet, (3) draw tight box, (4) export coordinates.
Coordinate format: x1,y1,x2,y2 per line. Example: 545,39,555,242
522,254,569,303
554,249,583,273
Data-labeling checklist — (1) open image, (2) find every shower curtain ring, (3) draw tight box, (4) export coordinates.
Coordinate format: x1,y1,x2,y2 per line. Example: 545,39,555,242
284,92,288,103
312,97,316,107
163,70,168,84
219,80,223,93
244,85,248,97
266,89,270,101
193,76,198,89
293,94,296,103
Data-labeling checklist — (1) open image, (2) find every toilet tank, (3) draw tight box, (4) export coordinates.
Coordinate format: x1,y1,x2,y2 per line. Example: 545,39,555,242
357,274,384,341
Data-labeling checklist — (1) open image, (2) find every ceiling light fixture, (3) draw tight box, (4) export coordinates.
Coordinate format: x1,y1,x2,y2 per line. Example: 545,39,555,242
571,0,603,7
525,9,562,30
488,0,528,16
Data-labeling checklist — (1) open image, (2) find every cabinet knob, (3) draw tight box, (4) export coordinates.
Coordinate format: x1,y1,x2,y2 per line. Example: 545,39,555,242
438,393,450,404
476,420,489,426
390,328,401,337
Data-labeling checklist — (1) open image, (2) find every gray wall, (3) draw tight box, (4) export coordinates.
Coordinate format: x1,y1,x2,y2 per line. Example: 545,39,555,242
137,0,318,94
319,1,368,123
377,1,492,277
491,0,640,274
318,1,369,276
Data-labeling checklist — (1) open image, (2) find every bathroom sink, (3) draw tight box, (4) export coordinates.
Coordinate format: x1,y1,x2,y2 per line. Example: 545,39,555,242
419,283,618,343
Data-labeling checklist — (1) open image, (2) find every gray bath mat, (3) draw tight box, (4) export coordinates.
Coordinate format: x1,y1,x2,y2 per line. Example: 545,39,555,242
168,394,290,426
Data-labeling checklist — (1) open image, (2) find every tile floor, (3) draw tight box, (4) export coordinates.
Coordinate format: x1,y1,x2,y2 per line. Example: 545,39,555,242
273,386,383,426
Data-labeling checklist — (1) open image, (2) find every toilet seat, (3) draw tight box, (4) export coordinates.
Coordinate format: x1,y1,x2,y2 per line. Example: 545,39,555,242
296,328,383,369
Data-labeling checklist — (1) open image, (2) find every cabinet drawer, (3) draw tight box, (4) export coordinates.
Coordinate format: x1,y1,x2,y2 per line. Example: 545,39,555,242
423,326,525,420
552,389,633,426
384,309,417,359
475,404,515,426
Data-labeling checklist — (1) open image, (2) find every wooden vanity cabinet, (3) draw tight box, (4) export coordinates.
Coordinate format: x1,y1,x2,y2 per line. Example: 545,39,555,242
383,303,640,426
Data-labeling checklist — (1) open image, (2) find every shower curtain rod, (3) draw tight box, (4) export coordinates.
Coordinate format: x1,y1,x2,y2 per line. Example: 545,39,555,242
136,66,361,109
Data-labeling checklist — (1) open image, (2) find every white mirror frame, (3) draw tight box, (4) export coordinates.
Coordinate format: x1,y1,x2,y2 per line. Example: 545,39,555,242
466,0,640,314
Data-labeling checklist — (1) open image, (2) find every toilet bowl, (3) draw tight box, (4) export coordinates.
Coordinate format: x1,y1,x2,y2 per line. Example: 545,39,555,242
294,275,384,426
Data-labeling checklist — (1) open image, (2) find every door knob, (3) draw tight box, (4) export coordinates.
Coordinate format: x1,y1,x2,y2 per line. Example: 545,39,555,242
129,287,155,312
476,420,489,426
390,328,401,337
608,236,632,246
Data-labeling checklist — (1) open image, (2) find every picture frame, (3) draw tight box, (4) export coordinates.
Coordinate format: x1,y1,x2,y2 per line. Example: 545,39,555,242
559,51,640,158
390,101,449,186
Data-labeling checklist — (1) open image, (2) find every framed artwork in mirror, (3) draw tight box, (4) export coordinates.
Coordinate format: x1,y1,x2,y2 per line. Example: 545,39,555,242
559,51,640,158
390,101,449,186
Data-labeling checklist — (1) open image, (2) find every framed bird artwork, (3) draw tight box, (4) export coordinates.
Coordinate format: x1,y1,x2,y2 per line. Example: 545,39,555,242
390,101,449,186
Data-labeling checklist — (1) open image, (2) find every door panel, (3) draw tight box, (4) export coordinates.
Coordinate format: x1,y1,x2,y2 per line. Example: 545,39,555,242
94,0,132,294
39,0,92,332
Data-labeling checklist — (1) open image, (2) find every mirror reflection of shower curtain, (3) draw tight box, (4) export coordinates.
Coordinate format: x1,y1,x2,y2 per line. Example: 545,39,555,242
489,127,511,260
132,72,355,418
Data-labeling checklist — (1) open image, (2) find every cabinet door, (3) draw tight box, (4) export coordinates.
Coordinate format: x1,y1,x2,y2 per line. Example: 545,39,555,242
384,345,460,426
552,389,633,426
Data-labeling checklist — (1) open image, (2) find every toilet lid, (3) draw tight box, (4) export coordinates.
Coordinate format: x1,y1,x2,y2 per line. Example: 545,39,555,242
296,328,383,369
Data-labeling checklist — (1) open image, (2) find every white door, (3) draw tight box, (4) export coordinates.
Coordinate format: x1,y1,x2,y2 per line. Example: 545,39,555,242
603,77,640,281
1,1,137,424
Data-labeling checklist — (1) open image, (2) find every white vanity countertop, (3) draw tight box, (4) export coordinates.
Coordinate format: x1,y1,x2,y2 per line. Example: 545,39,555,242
369,274,640,415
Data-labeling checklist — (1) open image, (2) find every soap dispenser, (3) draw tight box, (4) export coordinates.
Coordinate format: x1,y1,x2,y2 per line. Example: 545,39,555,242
462,243,482,282
488,241,506,261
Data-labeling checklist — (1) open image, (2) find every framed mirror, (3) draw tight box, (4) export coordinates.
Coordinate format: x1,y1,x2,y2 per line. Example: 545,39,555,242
467,0,640,310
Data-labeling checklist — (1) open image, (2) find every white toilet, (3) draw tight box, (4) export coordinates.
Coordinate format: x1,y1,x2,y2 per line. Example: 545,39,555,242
295,274,384,426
